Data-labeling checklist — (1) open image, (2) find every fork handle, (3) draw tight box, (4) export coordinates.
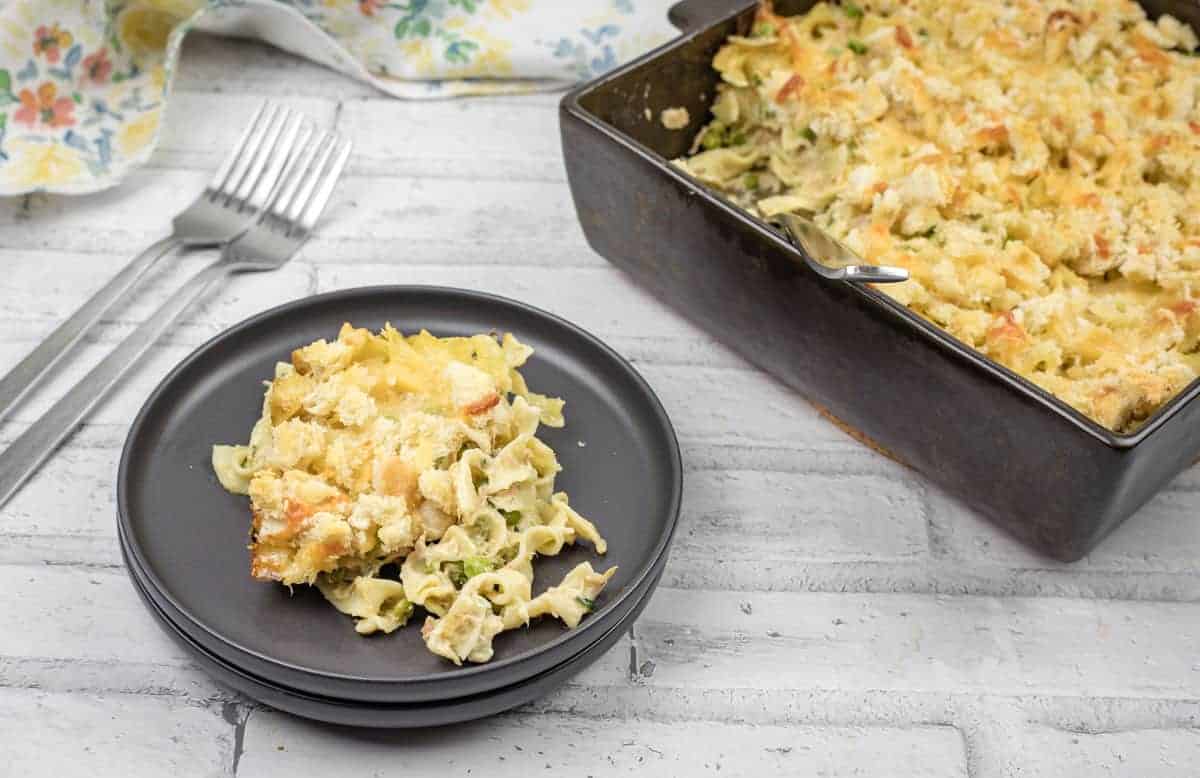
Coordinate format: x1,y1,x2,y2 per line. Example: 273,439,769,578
0,235,180,425
0,260,231,510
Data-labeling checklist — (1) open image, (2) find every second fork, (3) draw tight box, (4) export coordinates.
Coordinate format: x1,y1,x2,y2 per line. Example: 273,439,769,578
0,122,352,510
0,102,302,426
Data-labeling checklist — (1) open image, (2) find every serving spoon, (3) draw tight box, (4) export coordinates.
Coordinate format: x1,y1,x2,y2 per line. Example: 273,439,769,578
774,212,909,284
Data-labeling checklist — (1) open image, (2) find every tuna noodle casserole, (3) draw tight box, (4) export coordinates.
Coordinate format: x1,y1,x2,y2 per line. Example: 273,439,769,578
212,325,612,665
677,0,1200,431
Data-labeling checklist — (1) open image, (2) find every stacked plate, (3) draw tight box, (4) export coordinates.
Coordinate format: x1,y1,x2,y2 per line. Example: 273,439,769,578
116,287,681,727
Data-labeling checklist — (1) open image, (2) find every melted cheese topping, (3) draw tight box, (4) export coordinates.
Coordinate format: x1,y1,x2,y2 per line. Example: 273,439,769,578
677,0,1200,431
212,323,612,664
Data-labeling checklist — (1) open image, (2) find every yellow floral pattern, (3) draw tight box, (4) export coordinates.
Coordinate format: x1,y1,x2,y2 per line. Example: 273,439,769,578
0,0,673,194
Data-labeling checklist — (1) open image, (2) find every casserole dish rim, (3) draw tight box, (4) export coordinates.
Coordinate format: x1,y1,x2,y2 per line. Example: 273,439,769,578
560,0,1200,450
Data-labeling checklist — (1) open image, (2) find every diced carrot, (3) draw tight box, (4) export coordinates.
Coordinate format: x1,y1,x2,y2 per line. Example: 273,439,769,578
464,392,501,415
775,74,805,102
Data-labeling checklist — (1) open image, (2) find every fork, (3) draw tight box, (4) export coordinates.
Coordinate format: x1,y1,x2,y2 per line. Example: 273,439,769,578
0,124,352,509
0,102,301,426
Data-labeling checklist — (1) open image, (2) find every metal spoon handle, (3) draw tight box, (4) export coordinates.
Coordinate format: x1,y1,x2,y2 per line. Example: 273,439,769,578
776,213,909,284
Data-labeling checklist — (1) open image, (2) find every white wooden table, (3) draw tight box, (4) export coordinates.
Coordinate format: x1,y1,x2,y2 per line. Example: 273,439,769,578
2,33,1199,778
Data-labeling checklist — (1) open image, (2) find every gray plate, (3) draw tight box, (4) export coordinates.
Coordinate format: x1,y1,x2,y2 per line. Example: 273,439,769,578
121,530,664,727
118,286,681,703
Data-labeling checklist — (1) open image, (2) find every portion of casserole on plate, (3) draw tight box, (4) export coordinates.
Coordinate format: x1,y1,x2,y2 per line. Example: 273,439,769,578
676,0,1200,431
212,324,613,665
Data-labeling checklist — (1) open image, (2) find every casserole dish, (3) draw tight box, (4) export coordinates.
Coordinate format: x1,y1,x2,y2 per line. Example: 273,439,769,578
559,0,1200,561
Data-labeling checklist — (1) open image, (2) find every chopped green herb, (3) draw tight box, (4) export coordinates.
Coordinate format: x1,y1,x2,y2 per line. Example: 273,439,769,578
918,27,929,37
727,130,747,146
751,22,775,37
463,556,495,579
802,126,818,143
444,562,467,587
847,39,868,55
744,173,760,190
843,2,864,19
501,509,522,527
576,595,596,611
920,225,937,238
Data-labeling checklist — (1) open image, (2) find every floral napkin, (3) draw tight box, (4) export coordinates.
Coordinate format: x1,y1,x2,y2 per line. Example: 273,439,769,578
0,0,675,195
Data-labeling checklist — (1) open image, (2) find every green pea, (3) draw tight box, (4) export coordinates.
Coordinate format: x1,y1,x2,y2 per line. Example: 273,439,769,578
463,556,494,579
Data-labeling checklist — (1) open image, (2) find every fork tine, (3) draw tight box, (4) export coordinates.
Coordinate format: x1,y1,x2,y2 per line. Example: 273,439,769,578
281,132,338,227
229,105,289,207
241,111,304,214
207,101,268,194
255,120,313,215
259,126,325,225
299,139,352,233
214,103,279,203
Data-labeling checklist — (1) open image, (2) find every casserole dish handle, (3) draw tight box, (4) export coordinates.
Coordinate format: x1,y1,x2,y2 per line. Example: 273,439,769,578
668,0,750,33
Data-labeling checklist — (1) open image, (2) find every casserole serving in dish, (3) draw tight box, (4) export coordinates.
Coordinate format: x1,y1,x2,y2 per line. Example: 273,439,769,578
560,0,1200,560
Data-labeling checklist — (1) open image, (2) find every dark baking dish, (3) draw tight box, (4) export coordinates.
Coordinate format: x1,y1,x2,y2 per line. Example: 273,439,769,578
560,0,1200,561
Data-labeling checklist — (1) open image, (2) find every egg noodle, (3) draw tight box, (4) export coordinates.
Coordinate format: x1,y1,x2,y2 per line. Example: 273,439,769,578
677,0,1200,431
212,324,612,665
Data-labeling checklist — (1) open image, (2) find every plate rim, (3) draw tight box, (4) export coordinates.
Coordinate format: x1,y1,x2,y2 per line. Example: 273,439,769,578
117,284,682,685
116,506,671,702
122,528,665,727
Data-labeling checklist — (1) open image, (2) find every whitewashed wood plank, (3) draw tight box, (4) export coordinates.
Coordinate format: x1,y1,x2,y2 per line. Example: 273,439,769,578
240,711,967,778
0,248,313,346
0,688,231,778
338,95,565,181
308,173,591,264
631,588,1200,700
0,566,188,666
1009,727,1200,778
671,463,931,565
0,171,600,267
0,340,196,426
639,363,857,450
0,442,120,538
